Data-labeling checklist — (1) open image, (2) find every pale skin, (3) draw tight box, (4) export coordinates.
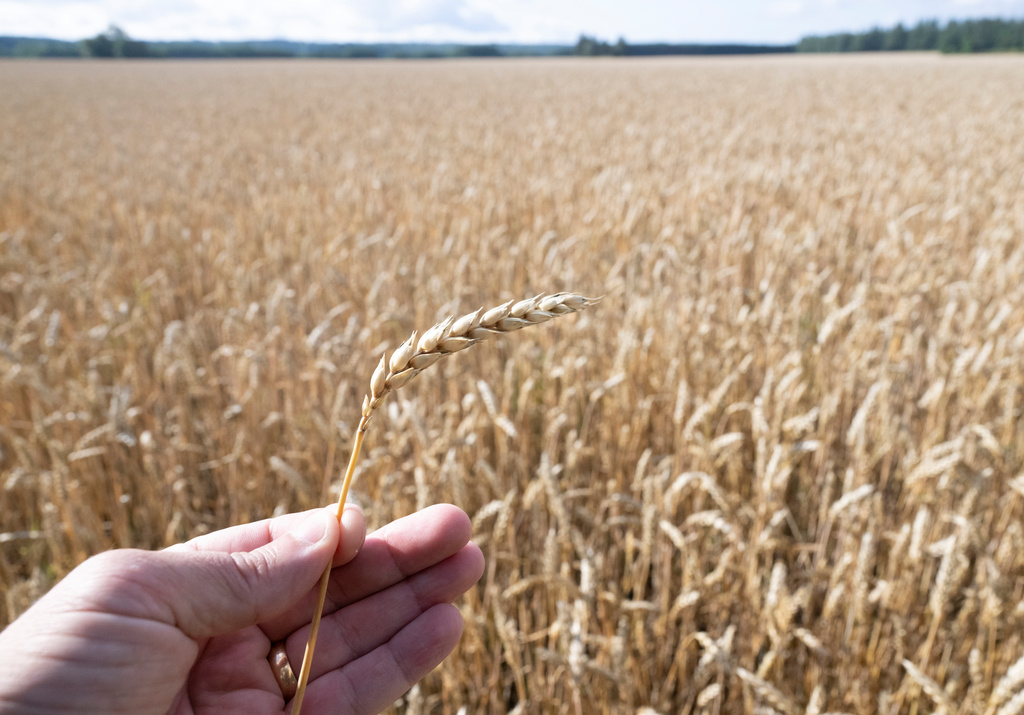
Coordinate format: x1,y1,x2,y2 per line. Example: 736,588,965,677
0,503,484,714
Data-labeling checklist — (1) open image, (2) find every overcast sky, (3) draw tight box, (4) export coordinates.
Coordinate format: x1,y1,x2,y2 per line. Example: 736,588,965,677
3,0,1024,45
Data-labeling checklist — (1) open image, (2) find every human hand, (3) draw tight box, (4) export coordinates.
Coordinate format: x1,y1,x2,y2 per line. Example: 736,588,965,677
0,503,484,714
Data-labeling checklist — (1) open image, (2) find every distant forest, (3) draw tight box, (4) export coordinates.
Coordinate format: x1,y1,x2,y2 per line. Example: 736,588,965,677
0,27,795,59
798,17,1024,53
2,17,1023,59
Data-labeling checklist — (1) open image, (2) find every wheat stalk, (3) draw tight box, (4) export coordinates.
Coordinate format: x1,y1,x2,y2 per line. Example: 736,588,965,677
290,291,598,714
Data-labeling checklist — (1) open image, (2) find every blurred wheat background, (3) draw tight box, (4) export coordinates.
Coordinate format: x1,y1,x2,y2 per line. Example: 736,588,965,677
2,54,1024,714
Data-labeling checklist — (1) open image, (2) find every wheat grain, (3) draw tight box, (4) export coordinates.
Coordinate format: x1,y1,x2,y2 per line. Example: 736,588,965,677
736,667,799,715
903,659,955,714
997,691,1024,715
696,683,721,707
989,653,1024,714
361,293,597,431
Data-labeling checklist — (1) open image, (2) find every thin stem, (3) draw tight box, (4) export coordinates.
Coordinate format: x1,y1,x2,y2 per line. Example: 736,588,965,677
291,428,366,715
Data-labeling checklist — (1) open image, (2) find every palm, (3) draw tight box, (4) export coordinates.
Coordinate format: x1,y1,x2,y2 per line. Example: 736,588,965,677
180,627,286,713
183,504,483,715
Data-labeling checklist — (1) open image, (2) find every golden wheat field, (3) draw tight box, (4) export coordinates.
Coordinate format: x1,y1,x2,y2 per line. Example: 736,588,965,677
2,53,1024,714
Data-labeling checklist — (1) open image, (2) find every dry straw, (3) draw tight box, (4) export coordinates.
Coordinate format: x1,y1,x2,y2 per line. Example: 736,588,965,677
290,291,598,714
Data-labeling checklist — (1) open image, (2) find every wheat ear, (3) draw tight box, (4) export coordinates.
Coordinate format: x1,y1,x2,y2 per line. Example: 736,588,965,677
290,292,598,714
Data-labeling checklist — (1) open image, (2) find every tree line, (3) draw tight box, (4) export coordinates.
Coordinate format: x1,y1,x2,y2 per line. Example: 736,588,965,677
572,35,794,56
798,18,1024,53
0,27,569,59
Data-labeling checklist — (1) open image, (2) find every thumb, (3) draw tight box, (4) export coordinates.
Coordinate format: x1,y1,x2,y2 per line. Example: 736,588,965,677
172,508,339,638
125,509,340,639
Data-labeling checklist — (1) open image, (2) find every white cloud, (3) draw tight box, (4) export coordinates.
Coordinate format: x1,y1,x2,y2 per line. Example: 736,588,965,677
0,1,108,39
767,1,804,16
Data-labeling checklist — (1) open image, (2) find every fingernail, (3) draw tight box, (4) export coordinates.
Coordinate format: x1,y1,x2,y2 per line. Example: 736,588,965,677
340,505,360,535
339,505,365,556
294,511,328,545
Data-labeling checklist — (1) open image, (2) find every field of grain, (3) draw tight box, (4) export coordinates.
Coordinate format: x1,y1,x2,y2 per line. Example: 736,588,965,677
2,54,1024,713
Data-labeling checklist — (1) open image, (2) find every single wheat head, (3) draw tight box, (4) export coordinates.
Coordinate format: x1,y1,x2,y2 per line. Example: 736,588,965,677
291,291,599,713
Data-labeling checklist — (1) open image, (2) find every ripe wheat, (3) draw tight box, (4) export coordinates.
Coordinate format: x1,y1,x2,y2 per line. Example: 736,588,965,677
292,292,597,713
3,56,1024,714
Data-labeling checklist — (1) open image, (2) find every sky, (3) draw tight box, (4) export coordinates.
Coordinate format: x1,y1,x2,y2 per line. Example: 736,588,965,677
2,0,1024,45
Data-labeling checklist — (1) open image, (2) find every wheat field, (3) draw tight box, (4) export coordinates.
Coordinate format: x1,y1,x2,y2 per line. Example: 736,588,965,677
2,54,1024,714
